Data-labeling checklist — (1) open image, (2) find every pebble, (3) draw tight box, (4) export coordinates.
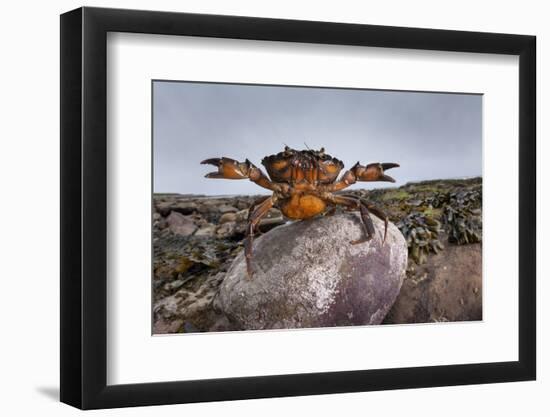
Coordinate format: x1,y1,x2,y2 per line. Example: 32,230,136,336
195,225,217,237
217,204,238,214
166,211,197,236
219,212,238,224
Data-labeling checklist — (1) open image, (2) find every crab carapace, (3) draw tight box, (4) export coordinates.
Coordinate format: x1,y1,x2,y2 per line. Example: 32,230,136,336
201,146,399,278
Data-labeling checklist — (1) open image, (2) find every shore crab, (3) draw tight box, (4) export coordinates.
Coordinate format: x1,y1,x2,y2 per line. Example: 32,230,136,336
202,146,399,278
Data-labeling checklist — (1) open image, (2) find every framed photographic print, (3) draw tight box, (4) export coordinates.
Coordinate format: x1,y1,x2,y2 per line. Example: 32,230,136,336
60,6,536,410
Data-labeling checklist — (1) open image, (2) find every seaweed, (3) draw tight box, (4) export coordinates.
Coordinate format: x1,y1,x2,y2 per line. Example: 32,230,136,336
441,188,482,245
397,212,444,264
443,205,482,245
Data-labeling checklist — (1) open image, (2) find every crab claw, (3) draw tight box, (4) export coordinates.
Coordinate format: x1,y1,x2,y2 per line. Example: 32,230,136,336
353,162,399,183
201,157,252,179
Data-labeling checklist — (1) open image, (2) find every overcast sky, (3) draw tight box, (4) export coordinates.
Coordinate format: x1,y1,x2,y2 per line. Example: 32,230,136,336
153,81,481,195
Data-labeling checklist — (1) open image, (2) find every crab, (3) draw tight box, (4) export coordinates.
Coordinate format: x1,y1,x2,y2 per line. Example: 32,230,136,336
201,146,399,278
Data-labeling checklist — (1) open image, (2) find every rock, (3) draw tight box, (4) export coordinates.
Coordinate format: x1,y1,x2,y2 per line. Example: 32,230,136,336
217,204,238,214
166,211,197,236
173,201,199,215
164,279,186,291
153,217,167,230
194,224,217,237
235,209,249,222
155,201,173,216
192,214,210,228
153,318,183,334
266,208,282,218
219,212,238,224
383,238,482,323
216,221,238,238
183,322,200,333
156,200,199,216
236,199,253,210
216,213,407,330
258,216,286,231
153,273,227,332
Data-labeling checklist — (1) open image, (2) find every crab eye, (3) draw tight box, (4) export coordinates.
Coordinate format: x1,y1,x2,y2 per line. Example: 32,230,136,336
284,145,290,151
319,147,325,153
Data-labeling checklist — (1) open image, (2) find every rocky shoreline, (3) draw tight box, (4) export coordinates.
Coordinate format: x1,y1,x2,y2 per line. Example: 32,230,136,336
153,177,482,334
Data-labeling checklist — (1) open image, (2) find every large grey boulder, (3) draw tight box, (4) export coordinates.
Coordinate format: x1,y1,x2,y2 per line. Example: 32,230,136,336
216,213,408,330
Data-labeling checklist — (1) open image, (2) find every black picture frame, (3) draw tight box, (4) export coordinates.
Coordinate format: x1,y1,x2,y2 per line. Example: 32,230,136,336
60,6,536,410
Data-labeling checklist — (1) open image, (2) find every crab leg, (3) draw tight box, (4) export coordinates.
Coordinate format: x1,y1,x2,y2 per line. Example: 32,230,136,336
329,195,388,244
250,195,271,234
326,162,399,192
353,162,400,183
353,202,376,244
364,204,389,243
201,157,280,192
244,196,273,279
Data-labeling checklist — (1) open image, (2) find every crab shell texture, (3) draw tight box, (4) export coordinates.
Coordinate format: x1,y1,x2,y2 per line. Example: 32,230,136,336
262,148,343,220
262,147,344,186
